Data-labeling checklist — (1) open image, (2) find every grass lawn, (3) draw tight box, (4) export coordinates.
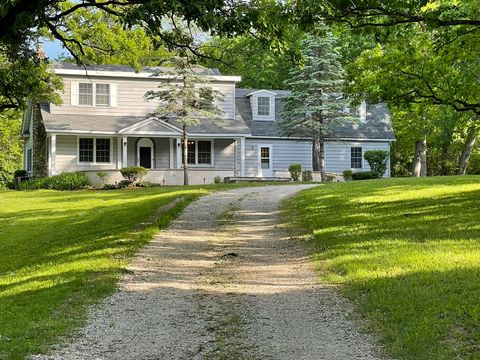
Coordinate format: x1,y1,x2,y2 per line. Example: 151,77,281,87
0,183,259,359
285,176,480,360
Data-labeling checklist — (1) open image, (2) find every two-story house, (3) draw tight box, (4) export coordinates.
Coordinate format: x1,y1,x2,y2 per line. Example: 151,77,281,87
22,62,395,185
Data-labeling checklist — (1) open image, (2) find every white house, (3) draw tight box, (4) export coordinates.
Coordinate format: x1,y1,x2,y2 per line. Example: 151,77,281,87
22,62,395,185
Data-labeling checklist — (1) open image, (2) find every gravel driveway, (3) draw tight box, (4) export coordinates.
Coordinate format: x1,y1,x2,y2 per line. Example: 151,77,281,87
33,185,382,360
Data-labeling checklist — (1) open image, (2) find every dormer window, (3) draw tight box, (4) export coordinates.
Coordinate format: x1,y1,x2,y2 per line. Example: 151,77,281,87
257,96,271,116
245,90,277,121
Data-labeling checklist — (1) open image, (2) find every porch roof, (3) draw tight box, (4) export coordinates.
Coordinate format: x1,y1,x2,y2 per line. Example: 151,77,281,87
40,105,252,137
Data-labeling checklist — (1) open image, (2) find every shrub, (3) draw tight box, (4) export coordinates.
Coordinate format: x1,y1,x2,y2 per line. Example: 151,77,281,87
363,150,389,178
302,170,313,182
101,184,117,190
137,181,161,188
120,166,148,185
117,179,131,189
96,171,110,187
325,174,336,182
351,171,378,181
288,163,302,181
214,175,223,184
20,172,90,190
343,170,353,182
14,170,28,178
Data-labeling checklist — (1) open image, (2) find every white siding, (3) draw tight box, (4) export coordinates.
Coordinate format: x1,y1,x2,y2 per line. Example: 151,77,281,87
244,139,312,176
55,135,118,172
324,141,391,177
51,76,236,119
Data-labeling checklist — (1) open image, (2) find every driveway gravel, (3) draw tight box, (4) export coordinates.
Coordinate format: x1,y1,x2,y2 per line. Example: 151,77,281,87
32,185,382,360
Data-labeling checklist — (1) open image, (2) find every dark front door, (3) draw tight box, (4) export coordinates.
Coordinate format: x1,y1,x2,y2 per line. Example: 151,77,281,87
139,147,152,168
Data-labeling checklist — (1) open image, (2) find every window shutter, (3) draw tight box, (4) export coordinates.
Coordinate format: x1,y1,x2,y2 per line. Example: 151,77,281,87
110,83,118,107
270,96,275,120
70,82,79,106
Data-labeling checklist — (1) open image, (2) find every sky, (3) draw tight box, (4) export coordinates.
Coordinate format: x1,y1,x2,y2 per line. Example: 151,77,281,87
42,40,66,60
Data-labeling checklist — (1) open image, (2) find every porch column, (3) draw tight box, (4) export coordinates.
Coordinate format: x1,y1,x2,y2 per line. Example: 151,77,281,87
117,138,122,169
175,137,182,169
122,137,128,168
48,133,56,176
169,138,174,169
240,137,245,177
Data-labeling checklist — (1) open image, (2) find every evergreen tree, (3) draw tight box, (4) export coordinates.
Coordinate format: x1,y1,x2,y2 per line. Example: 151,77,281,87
145,56,224,185
280,28,353,180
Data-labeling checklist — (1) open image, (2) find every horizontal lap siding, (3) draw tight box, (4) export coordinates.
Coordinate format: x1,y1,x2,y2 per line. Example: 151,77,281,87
324,141,391,177
213,139,235,170
55,135,118,172
50,76,235,119
244,139,313,177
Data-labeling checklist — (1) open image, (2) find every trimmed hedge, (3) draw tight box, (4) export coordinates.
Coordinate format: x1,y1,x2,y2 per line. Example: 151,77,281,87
351,171,378,181
19,172,90,190
120,166,148,185
343,170,353,182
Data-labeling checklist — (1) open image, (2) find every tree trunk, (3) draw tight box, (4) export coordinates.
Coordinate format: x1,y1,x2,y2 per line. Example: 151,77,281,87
440,142,450,176
458,125,477,175
412,138,427,177
182,125,188,185
313,137,326,181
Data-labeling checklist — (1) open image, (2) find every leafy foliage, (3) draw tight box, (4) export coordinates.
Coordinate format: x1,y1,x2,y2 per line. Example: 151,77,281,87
363,150,389,178
20,172,90,190
0,111,23,188
288,163,302,181
302,170,313,182
342,169,353,181
120,166,148,185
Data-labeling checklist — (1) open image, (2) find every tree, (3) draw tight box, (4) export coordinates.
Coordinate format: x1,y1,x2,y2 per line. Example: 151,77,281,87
280,28,353,181
145,56,224,185
0,110,23,187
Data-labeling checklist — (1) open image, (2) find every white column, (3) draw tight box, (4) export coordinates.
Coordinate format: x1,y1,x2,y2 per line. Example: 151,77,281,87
175,138,182,169
240,137,245,177
49,134,56,176
169,138,174,169
122,137,128,168
117,138,122,169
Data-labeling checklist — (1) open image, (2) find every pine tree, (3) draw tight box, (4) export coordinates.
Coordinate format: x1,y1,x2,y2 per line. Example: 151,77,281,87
145,56,224,185
280,28,353,181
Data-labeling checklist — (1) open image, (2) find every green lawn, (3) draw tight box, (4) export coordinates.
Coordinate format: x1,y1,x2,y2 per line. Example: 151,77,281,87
0,184,256,359
285,176,480,360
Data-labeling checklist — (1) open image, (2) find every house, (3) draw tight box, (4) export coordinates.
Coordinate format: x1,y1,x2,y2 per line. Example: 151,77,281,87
22,62,395,185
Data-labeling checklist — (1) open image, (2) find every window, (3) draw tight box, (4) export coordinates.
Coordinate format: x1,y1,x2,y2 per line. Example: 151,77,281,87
26,148,32,172
95,138,111,163
260,147,270,169
78,83,110,106
79,83,93,106
257,96,270,116
78,138,111,163
182,140,212,165
351,147,363,169
95,84,110,106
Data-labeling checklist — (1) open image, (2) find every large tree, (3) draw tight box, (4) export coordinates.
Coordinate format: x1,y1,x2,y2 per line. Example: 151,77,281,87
145,56,224,185
280,28,353,181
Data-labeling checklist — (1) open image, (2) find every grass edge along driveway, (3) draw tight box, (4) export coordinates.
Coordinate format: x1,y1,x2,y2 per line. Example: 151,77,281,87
0,183,265,359
284,176,480,360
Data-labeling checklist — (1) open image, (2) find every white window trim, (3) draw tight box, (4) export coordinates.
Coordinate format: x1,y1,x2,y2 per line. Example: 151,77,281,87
183,139,215,167
252,94,275,122
257,144,273,175
77,136,114,165
350,146,363,170
76,83,112,107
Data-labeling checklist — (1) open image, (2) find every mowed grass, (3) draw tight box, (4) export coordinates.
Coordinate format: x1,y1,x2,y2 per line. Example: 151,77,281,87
0,184,257,359
285,176,480,360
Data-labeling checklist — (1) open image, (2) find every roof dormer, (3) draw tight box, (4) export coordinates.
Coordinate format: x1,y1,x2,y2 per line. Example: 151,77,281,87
245,90,277,121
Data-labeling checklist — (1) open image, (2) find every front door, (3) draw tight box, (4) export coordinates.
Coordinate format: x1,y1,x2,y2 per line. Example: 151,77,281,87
258,145,273,177
139,147,152,168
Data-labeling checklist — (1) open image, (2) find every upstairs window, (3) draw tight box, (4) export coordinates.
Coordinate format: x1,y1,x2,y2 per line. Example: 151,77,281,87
79,83,93,106
257,96,270,116
77,83,111,107
95,84,110,106
351,147,363,169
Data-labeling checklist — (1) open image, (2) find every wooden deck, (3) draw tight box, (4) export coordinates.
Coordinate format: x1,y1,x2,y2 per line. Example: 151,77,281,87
224,176,292,183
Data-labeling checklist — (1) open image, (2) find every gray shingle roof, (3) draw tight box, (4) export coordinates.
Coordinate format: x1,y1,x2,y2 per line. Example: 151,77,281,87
53,61,222,76
235,88,395,140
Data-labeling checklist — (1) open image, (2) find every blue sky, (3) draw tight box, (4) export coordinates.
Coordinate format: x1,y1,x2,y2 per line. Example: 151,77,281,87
43,40,66,60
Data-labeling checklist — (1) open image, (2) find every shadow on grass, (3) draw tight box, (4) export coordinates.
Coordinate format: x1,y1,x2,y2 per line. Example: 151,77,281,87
285,176,480,360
